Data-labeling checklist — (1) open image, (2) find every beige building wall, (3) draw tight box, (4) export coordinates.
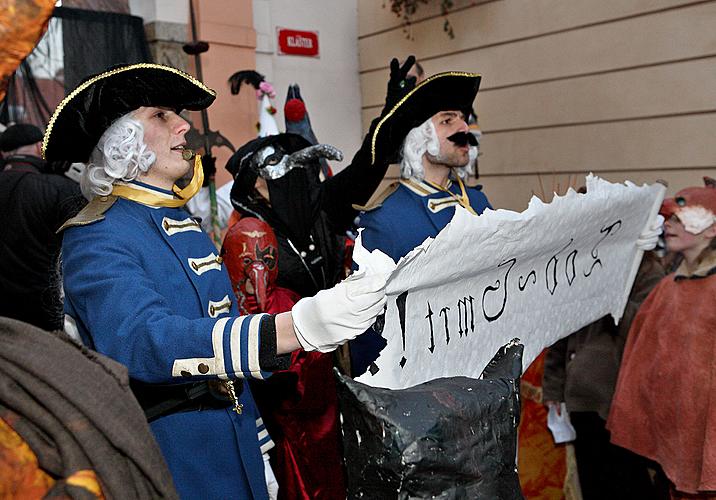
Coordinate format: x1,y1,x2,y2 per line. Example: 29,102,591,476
132,0,362,184
253,0,362,171
358,0,716,210
190,0,259,187
130,0,258,187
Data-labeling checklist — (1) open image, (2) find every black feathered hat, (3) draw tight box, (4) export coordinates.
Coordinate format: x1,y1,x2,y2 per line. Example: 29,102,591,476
42,63,216,162
226,133,312,177
0,123,44,152
226,133,312,197
369,71,481,165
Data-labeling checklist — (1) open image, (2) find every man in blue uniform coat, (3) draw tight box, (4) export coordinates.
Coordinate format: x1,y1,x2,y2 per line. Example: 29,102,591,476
43,63,388,499
350,71,492,376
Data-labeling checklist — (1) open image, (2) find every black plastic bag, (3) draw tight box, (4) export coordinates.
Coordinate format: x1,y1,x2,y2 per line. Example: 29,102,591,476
336,341,524,500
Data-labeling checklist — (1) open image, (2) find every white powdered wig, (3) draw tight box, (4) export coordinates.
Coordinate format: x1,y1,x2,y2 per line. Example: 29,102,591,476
399,117,476,181
81,112,156,199
466,143,478,177
677,206,716,235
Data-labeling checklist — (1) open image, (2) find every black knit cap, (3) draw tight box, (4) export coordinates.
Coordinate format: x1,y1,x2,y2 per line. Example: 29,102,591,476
369,71,481,165
0,123,44,152
42,63,216,162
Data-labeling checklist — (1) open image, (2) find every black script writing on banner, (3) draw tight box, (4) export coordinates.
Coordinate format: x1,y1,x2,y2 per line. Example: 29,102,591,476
426,301,436,353
518,270,537,291
584,220,622,277
482,258,517,322
545,239,574,295
440,307,451,344
457,295,475,337
389,219,629,366
566,248,578,285
397,291,409,368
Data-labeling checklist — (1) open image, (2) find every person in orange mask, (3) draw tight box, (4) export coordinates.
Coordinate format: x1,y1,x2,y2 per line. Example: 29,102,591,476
608,178,716,500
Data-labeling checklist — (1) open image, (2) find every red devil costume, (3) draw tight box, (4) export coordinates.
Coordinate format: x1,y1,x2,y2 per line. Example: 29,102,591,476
222,217,345,500
608,179,716,497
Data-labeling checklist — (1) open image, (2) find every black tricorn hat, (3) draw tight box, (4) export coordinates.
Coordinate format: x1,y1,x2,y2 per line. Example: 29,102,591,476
0,123,44,152
42,63,216,162
369,71,481,165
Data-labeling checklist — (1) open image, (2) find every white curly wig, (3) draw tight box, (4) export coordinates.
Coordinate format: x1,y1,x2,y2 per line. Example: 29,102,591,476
399,116,477,181
80,111,156,199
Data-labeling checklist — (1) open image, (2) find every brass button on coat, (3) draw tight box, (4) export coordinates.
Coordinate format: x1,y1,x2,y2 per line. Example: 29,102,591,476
198,363,209,374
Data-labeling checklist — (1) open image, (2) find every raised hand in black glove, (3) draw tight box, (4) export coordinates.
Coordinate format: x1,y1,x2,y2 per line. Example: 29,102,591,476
382,55,417,115
320,56,418,226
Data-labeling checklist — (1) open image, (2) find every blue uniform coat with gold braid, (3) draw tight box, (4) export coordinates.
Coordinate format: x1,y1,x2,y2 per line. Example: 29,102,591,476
350,178,492,376
62,183,274,499
358,178,491,262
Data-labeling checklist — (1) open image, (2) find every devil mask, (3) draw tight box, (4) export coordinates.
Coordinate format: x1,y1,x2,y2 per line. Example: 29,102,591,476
222,217,279,312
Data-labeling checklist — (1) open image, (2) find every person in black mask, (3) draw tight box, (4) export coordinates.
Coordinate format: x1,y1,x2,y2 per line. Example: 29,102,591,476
0,123,84,331
226,56,418,298
227,134,353,297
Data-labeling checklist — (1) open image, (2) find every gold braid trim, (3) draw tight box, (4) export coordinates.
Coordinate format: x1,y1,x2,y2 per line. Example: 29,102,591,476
423,176,477,215
42,63,216,159
369,71,481,165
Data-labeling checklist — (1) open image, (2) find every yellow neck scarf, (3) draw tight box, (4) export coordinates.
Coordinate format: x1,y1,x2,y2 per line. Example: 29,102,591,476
111,154,204,208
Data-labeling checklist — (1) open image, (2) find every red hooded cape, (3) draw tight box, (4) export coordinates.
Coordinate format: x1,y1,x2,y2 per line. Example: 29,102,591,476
608,248,716,494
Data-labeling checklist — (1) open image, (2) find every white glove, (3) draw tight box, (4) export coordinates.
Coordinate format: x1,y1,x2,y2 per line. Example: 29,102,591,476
546,402,576,444
636,214,664,251
263,452,278,500
291,233,396,353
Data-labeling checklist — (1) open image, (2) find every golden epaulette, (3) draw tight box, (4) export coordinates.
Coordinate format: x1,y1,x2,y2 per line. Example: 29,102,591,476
57,195,117,233
352,181,400,212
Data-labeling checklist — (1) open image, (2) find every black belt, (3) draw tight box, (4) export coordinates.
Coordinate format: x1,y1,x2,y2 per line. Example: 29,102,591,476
130,379,242,422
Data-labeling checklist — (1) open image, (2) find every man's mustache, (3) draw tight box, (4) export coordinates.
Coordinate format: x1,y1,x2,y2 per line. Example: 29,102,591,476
447,132,478,147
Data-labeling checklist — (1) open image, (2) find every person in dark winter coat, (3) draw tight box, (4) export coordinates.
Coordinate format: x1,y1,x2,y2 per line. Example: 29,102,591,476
543,253,666,500
0,123,83,331
608,180,716,499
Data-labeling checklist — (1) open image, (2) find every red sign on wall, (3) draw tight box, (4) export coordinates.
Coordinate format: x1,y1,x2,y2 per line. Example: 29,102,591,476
276,27,319,57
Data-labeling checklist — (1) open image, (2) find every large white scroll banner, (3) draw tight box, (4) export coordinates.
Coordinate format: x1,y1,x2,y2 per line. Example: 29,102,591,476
356,175,665,390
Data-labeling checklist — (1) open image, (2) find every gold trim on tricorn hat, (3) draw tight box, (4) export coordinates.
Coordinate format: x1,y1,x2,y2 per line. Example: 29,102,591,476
370,71,481,165
42,63,216,162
